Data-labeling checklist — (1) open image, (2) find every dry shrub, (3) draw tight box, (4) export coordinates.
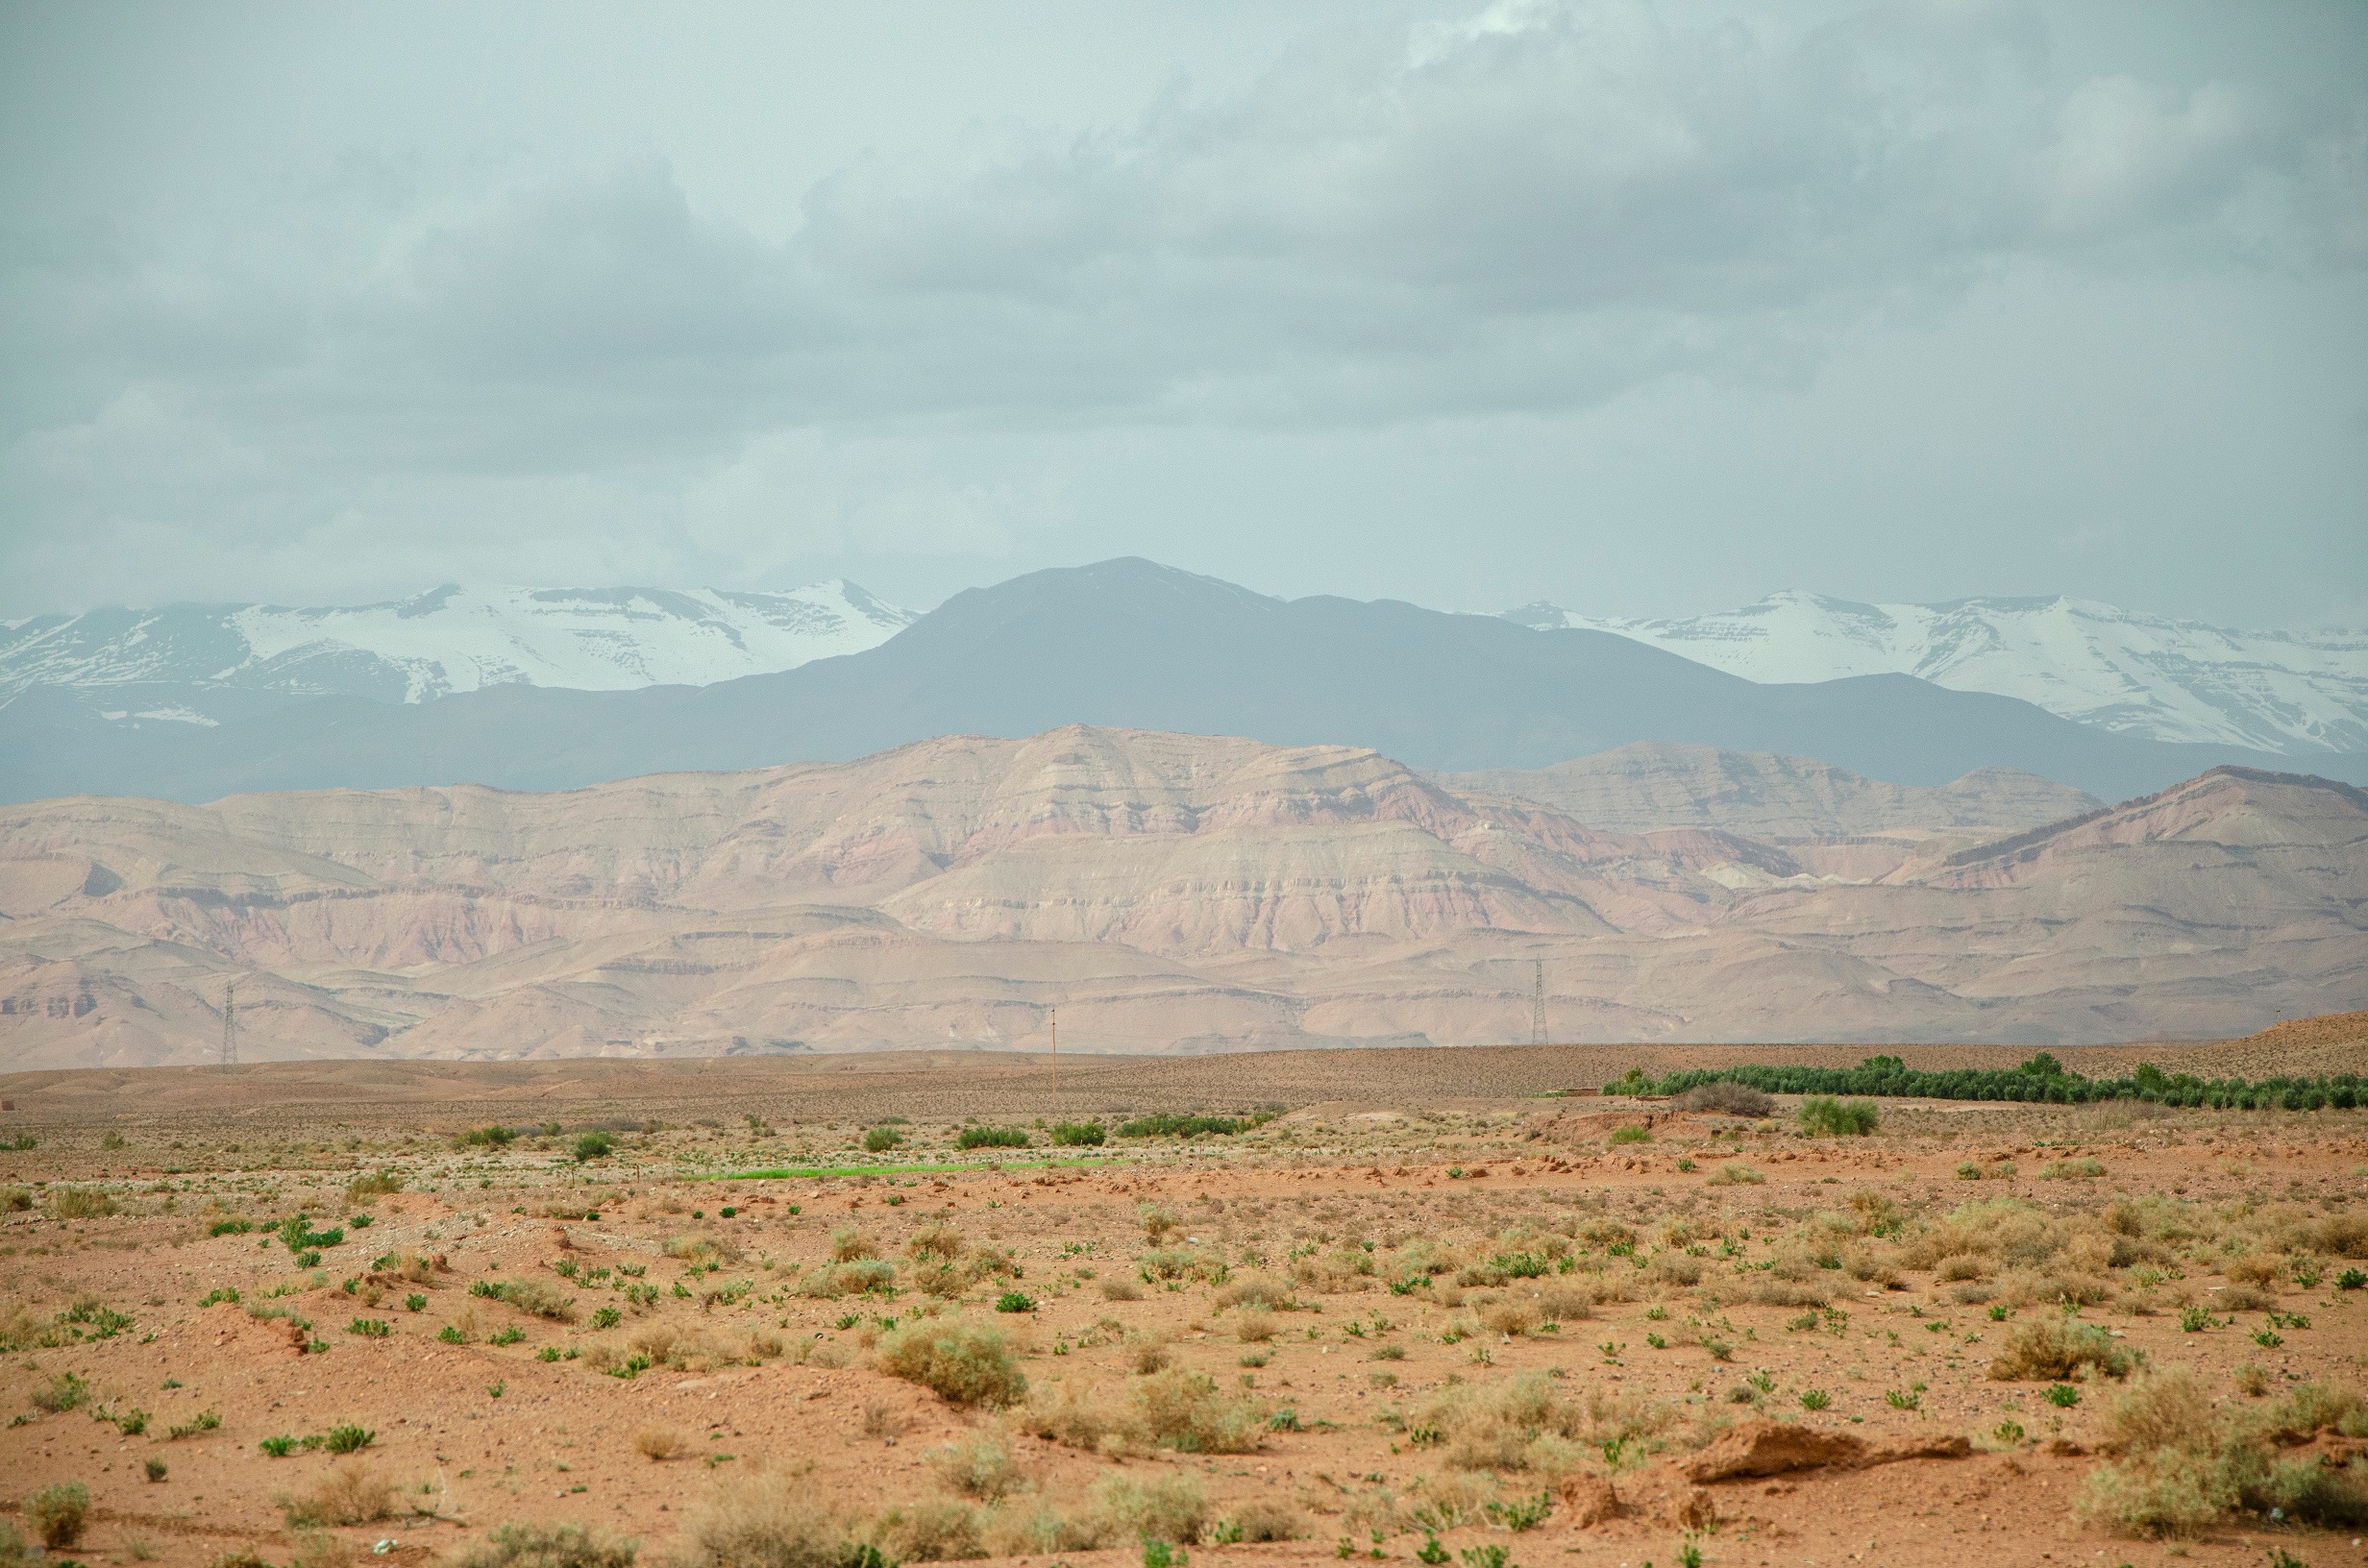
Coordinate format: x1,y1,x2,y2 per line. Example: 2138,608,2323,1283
633,1426,686,1461
1988,1317,2137,1383
2225,1253,2283,1288
931,1422,1024,1501
1128,1337,1172,1375
372,1251,436,1286
799,1260,898,1299
47,1187,116,1219
2312,1212,2368,1258
461,1522,639,1568
1935,1254,1987,1283
877,1319,1027,1408
602,1321,776,1374
674,1468,851,1568
907,1222,964,1262
1669,1081,1775,1118
2077,1369,2368,1538
666,1234,741,1267
1212,1272,1295,1311
1232,1309,1277,1343
1746,1279,1830,1309
1090,1470,1208,1543
1417,1371,1685,1474
1212,1497,1306,1542
498,1276,577,1321
1479,1299,1540,1337
831,1227,877,1262
1019,1381,1133,1456
1706,1164,1765,1187
1535,1285,1594,1322
1649,1252,1704,1287
980,1505,1108,1557
25,1482,89,1548
1098,1279,1144,1303
283,1460,395,1527
2262,1381,2367,1442
1133,1368,1266,1454
2216,1283,2275,1312
876,1498,984,1563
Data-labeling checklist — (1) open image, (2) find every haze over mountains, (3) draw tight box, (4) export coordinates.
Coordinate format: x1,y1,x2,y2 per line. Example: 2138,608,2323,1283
2,726,2359,1069
5,561,2359,808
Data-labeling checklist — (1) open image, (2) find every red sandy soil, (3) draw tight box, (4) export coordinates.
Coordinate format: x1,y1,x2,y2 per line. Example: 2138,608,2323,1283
1,1040,2364,1568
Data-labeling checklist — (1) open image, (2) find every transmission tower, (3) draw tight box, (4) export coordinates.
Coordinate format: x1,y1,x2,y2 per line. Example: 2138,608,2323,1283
1530,960,1546,1047
221,980,236,1069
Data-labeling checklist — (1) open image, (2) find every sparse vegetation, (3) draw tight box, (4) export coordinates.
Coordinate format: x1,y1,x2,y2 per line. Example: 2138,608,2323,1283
956,1125,1030,1150
462,1522,640,1568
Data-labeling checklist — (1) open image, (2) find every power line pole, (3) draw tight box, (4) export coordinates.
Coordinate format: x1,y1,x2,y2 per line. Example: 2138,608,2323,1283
1048,1008,1057,1106
221,980,237,1070
1531,960,1546,1047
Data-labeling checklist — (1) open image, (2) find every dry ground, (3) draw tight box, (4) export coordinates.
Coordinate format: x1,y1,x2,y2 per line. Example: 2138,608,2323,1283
1,1043,2364,1568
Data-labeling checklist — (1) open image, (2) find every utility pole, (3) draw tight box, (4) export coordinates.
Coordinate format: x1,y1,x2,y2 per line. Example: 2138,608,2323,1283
1049,1008,1057,1106
1531,960,1546,1048
221,980,237,1070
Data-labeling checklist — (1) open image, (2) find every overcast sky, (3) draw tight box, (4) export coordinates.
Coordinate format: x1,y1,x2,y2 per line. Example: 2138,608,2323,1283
3,0,2363,626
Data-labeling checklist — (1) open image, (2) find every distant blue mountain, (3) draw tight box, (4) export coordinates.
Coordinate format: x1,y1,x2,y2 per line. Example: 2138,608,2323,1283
2,560,2355,805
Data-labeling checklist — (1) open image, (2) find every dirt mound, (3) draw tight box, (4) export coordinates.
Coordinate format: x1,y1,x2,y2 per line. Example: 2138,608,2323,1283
2239,1009,2368,1050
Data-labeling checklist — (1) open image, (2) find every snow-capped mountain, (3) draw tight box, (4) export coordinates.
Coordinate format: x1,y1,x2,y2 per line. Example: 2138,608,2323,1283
0,581,916,728
1504,592,2368,755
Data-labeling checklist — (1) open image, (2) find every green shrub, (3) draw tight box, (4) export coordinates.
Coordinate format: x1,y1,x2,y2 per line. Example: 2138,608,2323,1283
26,1482,90,1547
862,1126,903,1154
1050,1121,1107,1146
573,1132,614,1163
877,1318,1028,1408
323,1423,375,1454
956,1126,1029,1150
1116,1114,1270,1139
995,1290,1035,1313
1798,1097,1879,1137
455,1125,515,1149
1608,1126,1651,1146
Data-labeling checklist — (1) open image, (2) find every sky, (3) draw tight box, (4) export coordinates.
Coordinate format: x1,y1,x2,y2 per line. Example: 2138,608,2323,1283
2,0,2364,627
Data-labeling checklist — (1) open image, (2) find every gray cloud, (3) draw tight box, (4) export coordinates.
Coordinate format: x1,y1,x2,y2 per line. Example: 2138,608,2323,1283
2,0,2362,620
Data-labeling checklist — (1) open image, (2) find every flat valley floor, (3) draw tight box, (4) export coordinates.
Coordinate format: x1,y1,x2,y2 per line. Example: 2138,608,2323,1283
2,1041,2364,1568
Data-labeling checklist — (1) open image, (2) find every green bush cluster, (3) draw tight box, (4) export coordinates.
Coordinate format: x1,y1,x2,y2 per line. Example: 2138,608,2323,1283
957,1126,1030,1150
1116,1114,1272,1139
1619,1053,2362,1109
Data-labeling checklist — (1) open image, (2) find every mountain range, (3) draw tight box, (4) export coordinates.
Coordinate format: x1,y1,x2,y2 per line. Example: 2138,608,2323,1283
5,561,2357,807
0,580,913,732
3,726,2358,1067
1506,591,2368,754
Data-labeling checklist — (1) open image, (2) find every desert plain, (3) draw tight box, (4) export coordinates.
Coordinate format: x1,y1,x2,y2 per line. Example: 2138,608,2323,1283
1,1023,2365,1568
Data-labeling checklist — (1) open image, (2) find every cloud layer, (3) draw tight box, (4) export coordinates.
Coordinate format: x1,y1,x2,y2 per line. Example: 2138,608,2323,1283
3,0,2363,616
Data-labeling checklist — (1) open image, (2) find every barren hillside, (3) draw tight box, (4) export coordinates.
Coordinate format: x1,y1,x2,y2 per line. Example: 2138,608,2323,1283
1,730,2361,1066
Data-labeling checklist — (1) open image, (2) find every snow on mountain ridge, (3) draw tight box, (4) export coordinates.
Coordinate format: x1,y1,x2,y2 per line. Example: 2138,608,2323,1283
1508,591,2368,754
0,580,916,711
